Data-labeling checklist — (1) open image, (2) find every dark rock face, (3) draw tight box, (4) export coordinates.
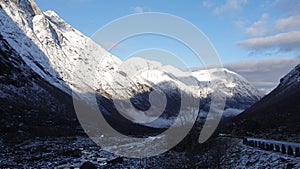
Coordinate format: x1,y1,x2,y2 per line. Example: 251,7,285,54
80,161,96,169
295,147,300,157
0,32,79,144
107,157,124,165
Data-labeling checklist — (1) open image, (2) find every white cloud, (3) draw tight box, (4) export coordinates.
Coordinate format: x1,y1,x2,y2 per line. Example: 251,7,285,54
202,1,213,8
239,0,300,55
234,20,245,28
225,58,300,93
132,6,144,13
238,31,300,52
213,0,247,15
275,15,300,31
245,13,269,37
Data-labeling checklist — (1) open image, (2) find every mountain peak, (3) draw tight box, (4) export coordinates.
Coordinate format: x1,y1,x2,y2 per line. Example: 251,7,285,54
2,0,42,17
27,0,42,15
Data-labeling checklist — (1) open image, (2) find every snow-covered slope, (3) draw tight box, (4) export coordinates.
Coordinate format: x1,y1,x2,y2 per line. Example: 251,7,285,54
109,56,262,100
0,0,262,131
192,68,262,117
192,68,262,101
0,0,121,97
0,18,78,142
104,59,263,126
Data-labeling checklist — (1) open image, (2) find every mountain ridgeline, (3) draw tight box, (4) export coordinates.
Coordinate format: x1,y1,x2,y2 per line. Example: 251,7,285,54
0,0,263,143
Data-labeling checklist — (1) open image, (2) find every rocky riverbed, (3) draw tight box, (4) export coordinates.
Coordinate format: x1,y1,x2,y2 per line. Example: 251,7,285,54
1,136,300,168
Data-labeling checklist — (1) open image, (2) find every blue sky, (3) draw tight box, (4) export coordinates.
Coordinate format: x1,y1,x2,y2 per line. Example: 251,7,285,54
35,0,300,67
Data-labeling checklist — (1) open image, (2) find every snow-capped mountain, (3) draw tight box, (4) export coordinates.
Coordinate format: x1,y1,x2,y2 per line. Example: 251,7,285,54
0,0,262,132
99,59,263,127
0,0,122,96
192,68,262,117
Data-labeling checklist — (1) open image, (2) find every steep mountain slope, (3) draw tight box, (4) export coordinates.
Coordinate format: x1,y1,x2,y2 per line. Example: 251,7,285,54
0,0,122,96
0,0,262,136
0,25,78,143
222,63,300,142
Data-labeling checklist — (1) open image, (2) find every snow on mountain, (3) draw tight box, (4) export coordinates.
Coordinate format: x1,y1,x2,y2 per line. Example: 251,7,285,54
192,68,262,100
112,57,262,101
0,1,80,141
0,0,121,97
191,68,263,118
0,0,262,130
108,57,263,125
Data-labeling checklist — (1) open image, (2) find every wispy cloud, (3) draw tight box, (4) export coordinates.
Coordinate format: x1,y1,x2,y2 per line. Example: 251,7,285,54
238,31,300,52
132,6,144,13
275,15,300,31
238,0,300,55
202,1,214,8
213,0,248,15
245,13,270,37
234,20,245,29
225,58,300,93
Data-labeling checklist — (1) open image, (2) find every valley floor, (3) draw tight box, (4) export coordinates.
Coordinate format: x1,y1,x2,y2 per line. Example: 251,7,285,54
0,136,299,168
